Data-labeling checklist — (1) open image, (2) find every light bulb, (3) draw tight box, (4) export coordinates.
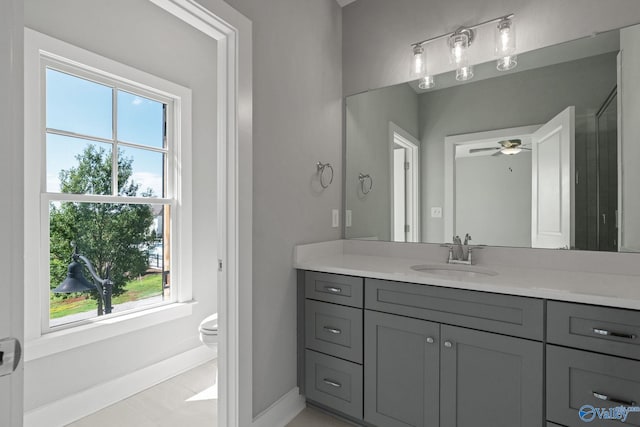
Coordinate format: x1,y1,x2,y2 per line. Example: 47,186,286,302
495,18,516,57
410,45,426,78
449,32,470,66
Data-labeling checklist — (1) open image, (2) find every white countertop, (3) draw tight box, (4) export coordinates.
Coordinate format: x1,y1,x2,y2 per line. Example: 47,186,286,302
294,241,640,310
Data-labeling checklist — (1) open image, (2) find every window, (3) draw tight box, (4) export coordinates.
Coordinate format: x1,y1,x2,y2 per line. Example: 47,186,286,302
25,29,193,338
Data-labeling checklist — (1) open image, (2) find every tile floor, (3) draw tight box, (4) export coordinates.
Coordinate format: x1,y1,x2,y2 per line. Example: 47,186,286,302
66,359,353,427
66,360,218,427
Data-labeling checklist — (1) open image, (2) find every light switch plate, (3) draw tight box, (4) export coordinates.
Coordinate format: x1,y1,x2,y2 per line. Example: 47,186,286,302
431,207,442,218
332,209,339,228
346,210,352,227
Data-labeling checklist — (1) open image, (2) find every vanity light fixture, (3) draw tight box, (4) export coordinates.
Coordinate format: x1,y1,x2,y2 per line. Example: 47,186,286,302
409,13,515,87
495,17,517,71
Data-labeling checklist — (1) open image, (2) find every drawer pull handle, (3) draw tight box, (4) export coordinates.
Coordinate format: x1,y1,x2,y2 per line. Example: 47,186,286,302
324,286,342,294
426,337,434,344
444,341,453,348
593,391,636,407
323,379,342,388
323,326,342,335
593,328,637,340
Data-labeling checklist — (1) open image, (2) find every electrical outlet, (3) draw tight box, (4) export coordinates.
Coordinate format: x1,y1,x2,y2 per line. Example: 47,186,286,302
431,207,442,218
346,210,352,227
332,209,339,228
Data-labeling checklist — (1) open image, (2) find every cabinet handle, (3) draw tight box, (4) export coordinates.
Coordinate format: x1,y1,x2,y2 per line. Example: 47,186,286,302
324,286,342,294
426,337,434,344
593,391,636,407
593,328,637,340
323,379,342,388
444,341,453,348
323,326,342,335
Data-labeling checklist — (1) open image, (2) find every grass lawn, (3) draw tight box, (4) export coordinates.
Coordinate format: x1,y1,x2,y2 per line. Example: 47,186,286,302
50,273,164,319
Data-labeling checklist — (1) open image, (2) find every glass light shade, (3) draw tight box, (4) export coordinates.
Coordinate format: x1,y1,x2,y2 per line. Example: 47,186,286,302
418,75,434,90
449,32,470,66
495,18,516,57
456,65,474,82
497,55,518,71
410,45,426,78
501,147,522,155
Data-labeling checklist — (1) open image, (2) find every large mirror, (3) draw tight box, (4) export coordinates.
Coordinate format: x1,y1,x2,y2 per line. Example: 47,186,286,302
345,24,640,252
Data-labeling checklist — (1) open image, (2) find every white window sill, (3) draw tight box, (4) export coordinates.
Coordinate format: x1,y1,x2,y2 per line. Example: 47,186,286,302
24,301,196,362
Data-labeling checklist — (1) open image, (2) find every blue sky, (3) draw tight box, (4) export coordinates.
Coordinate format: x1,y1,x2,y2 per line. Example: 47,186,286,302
46,68,165,197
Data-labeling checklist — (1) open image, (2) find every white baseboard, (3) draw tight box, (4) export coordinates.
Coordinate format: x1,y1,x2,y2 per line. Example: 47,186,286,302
24,346,216,427
251,387,305,427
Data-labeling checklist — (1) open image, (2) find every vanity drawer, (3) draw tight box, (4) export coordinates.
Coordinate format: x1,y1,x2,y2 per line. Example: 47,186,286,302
547,301,640,360
365,278,544,340
305,271,363,308
547,345,640,427
305,300,363,363
305,349,363,420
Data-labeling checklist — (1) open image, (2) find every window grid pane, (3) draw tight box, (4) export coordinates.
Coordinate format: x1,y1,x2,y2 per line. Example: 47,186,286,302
49,200,172,328
46,68,113,140
45,70,169,199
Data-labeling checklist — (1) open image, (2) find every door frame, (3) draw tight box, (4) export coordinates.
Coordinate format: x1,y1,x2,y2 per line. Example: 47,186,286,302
444,125,539,243
149,2,253,426
1,1,25,426
389,122,420,242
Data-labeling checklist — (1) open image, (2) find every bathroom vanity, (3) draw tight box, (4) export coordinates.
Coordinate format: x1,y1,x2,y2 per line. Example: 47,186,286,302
295,241,640,427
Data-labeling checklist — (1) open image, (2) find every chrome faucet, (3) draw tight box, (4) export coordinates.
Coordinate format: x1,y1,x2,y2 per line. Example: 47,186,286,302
445,233,475,265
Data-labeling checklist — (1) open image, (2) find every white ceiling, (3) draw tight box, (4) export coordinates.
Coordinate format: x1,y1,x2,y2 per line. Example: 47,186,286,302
336,0,358,7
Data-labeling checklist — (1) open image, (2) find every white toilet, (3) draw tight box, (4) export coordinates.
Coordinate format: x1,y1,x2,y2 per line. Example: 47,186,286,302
199,313,218,358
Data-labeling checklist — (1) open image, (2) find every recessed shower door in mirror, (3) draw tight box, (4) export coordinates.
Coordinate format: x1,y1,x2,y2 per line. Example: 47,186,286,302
345,24,640,252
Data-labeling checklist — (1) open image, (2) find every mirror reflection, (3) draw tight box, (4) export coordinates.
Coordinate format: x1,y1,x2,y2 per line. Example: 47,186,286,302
345,25,640,252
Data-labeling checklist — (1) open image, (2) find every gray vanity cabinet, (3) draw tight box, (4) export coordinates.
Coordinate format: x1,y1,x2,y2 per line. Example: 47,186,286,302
301,271,365,421
363,310,543,427
439,325,543,427
546,301,640,427
364,310,440,427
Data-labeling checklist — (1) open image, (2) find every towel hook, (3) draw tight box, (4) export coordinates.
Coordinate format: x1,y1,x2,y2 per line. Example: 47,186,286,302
317,162,334,189
359,173,373,194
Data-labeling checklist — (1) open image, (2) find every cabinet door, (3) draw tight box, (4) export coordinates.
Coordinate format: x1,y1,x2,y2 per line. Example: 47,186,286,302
440,325,543,427
364,310,439,427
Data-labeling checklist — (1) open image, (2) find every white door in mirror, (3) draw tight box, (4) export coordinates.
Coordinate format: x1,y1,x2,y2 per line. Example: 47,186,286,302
531,106,575,249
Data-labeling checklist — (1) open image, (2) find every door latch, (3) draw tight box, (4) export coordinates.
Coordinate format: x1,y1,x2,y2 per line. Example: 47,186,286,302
0,338,22,377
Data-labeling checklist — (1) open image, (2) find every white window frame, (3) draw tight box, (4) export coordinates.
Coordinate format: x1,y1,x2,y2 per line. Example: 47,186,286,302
24,28,193,358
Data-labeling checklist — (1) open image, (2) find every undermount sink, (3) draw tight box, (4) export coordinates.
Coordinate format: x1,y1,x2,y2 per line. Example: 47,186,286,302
410,263,498,278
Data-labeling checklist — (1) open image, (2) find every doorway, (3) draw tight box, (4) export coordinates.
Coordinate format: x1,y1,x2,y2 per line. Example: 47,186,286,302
389,122,420,243
4,1,252,426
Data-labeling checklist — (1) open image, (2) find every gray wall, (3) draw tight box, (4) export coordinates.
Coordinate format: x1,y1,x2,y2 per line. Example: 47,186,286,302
456,153,532,247
342,0,640,96
419,53,617,243
222,0,343,417
345,84,419,241
24,0,218,412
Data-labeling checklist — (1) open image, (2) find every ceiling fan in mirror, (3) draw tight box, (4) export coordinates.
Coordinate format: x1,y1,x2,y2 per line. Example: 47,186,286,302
469,139,530,156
